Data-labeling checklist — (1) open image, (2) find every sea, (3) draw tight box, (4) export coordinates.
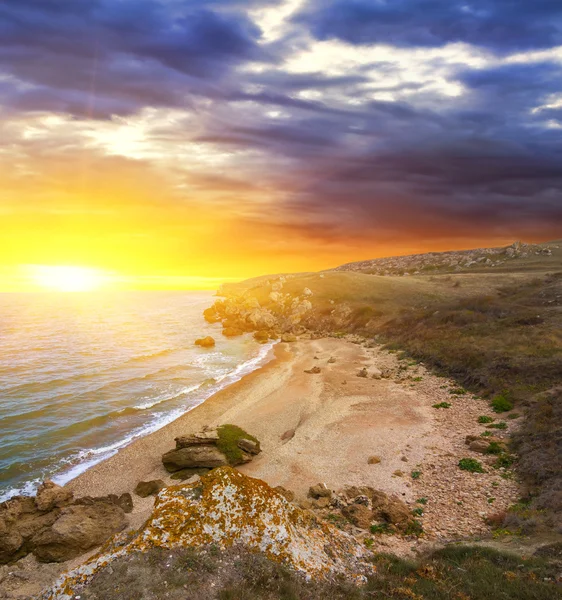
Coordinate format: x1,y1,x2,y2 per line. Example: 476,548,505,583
0,291,274,502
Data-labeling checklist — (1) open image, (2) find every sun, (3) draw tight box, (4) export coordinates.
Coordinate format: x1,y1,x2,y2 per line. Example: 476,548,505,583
28,265,109,292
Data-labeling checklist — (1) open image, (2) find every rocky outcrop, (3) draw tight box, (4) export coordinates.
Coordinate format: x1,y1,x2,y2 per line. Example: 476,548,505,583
0,483,128,565
32,503,127,563
43,468,372,599
203,277,315,339
335,241,554,276
195,336,215,348
162,425,261,472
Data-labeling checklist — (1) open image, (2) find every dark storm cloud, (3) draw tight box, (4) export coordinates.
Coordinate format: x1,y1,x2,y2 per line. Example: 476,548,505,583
295,0,562,52
0,0,266,117
1,0,562,247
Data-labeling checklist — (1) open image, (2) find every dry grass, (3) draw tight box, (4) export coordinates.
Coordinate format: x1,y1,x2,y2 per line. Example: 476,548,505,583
72,544,560,599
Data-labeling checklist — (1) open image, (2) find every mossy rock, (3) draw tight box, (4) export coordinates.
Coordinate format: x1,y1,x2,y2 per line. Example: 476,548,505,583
216,424,261,466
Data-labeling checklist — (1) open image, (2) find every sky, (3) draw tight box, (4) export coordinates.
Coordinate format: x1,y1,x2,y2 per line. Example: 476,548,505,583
1,0,562,289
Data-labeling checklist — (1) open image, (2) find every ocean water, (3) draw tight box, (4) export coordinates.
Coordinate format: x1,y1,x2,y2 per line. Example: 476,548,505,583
0,291,274,502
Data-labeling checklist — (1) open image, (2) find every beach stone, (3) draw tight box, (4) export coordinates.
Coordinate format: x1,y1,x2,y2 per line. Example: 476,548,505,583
312,497,331,509
342,504,372,529
31,502,127,563
203,308,221,324
222,327,244,337
253,330,270,343
237,438,260,455
357,368,369,378
195,336,215,348
328,357,337,364
304,366,321,374
34,481,73,512
134,480,165,498
281,334,297,343
308,483,331,499
274,486,296,502
162,446,228,472
368,456,381,465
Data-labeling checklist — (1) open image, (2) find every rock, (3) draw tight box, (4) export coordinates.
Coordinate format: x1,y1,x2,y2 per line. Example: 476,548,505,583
274,486,295,502
170,467,211,481
203,307,221,324
342,504,372,529
357,368,369,378
222,327,244,337
162,446,229,472
368,456,381,465
31,502,127,563
175,430,220,448
303,288,313,297
312,497,331,509
195,336,216,348
469,439,506,454
393,470,404,477
308,484,332,499
46,468,372,596
134,480,165,498
108,493,134,514
328,357,337,364
304,366,321,374
281,334,298,343
75,494,133,515
34,482,73,512
253,330,270,343
237,438,260,455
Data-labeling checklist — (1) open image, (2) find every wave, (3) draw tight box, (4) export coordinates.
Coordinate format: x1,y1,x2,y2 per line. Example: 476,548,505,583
0,340,277,502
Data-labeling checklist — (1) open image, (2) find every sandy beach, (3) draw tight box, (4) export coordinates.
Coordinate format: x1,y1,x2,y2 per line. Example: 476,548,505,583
1,336,523,598
66,336,520,535
66,338,431,525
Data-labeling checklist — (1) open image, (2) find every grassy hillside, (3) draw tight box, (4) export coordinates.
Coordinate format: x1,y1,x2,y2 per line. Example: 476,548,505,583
220,242,562,530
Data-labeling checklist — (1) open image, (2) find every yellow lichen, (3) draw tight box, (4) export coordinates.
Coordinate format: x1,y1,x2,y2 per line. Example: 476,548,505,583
42,468,370,599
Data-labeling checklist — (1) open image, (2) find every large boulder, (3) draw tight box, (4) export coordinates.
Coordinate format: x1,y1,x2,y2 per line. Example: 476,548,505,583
0,490,129,565
222,327,244,337
163,426,261,472
195,336,215,348
31,502,127,563
44,468,372,598
35,481,73,512
203,307,221,324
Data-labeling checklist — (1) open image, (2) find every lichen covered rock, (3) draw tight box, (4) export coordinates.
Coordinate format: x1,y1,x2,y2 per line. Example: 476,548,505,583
43,468,371,599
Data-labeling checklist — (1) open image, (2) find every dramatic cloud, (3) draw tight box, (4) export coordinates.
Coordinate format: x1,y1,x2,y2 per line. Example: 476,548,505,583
296,0,562,52
1,0,561,278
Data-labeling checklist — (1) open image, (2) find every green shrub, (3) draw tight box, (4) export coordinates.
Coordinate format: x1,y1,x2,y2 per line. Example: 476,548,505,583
481,431,493,437
412,507,424,517
459,458,485,473
370,522,392,535
432,402,451,409
411,470,422,480
486,442,503,455
494,454,516,469
478,415,495,424
404,519,424,537
491,393,514,413
450,387,467,395
416,497,428,505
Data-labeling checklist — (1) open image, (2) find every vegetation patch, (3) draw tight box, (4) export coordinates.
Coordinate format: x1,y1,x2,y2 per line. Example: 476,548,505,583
216,425,260,465
491,393,514,413
478,415,494,424
432,402,451,409
458,458,485,473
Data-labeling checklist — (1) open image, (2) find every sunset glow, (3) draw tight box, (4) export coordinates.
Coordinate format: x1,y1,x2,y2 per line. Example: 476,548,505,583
28,266,110,293
0,1,560,291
